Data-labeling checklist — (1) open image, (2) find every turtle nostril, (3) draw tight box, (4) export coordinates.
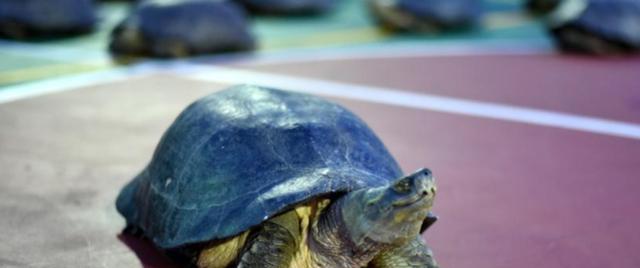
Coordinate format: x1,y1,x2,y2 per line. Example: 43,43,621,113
421,190,429,196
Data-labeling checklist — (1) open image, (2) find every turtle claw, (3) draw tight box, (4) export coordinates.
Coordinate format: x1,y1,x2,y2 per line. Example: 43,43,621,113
421,212,438,233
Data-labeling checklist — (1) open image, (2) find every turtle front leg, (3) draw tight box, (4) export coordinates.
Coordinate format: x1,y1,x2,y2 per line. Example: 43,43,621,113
236,211,300,268
369,236,439,268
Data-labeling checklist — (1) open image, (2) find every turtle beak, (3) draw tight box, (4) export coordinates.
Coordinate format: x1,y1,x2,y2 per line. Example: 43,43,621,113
391,168,436,207
343,168,438,244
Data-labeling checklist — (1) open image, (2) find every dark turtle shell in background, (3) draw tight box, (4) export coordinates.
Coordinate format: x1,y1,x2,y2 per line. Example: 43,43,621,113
368,0,482,32
0,0,96,39
109,0,255,58
548,0,640,55
116,85,404,249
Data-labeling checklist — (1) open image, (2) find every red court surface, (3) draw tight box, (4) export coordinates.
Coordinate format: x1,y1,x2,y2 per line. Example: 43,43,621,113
1,51,639,268
235,54,640,124
220,54,640,267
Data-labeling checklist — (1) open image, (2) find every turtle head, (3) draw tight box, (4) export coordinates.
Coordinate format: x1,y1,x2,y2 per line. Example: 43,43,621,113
341,168,436,245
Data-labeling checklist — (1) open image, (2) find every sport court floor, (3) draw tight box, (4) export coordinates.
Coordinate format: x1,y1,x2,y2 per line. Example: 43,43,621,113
1,1,640,268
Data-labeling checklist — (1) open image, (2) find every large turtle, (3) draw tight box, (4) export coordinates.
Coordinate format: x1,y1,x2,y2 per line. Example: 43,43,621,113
116,85,440,268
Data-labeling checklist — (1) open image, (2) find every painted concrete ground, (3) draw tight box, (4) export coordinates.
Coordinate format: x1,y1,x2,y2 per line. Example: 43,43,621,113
1,50,639,267
1,0,640,267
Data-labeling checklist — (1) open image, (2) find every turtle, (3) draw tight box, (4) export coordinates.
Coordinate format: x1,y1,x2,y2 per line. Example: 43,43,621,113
0,0,96,40
546,0,640,55
109,0,255,58
116,85,440,268
367,0,481,32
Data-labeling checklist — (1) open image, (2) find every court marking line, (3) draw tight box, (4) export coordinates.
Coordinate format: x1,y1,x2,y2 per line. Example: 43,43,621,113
0,61,111,85
180,64,640,140
260,26,391,50
0,38,553,71
0,40,553,86
0,40,108,62
3,60,637,141
195,39,554,66
0,65,156,104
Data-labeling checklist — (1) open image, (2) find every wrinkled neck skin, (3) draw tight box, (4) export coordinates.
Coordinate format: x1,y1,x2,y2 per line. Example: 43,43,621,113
308,174,435,268
309,197,390,268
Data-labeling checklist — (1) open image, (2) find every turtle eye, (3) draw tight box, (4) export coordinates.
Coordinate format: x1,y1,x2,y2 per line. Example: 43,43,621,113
393,178,411,193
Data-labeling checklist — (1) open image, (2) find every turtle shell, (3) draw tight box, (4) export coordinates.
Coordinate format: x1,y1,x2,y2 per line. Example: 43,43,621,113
0,0,96,39
368,0,481,32
397,0,481,27
549,0,640,54
116,85,403,249
109,0,255,58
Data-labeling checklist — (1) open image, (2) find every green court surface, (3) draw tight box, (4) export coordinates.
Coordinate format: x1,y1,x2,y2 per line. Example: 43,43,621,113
0,0,551,88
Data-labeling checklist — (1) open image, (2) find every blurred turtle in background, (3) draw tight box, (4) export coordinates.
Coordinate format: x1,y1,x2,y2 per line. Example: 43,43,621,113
367,0,481,32
0,0,96,39
235,0,337,15
109,0,255,58
544,0,640,55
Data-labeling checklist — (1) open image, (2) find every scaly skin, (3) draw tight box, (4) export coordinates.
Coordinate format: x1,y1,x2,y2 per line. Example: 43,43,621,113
197,169,438,268
237,221,297,268
229,197,393,268
370,236,439,268
309,198,389,267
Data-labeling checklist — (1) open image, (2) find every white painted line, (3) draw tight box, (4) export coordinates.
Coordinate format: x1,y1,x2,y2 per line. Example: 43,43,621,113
193,39,555,66
0,65,156,104
0,38,553,67
183,65,640,140
0,40,108,62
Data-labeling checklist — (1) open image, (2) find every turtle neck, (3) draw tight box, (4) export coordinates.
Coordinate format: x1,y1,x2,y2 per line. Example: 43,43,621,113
308,198,390,268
